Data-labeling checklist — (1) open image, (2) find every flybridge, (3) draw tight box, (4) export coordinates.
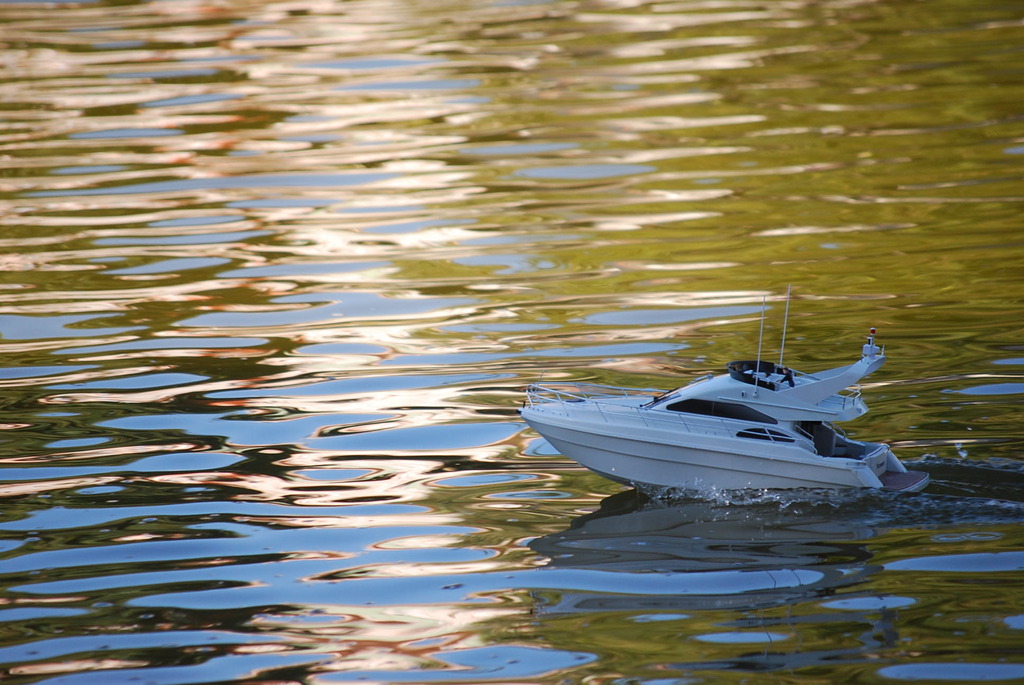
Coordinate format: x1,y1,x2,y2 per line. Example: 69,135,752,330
740,286,885,408
726,360,796,390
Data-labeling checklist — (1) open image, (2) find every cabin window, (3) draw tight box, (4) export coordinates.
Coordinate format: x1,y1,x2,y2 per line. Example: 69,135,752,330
737,428,795,442
664,398,777,424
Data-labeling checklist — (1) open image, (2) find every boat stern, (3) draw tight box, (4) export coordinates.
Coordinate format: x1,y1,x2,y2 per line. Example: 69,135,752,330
857,445,930,492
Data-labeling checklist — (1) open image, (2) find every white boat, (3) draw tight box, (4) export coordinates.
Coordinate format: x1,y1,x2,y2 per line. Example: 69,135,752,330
520,327,929,493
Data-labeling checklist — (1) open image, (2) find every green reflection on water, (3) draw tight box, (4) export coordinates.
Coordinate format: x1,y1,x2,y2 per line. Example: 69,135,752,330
0,0,1022,682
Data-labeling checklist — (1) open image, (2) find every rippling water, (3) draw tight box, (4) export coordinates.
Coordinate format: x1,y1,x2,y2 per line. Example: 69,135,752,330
1,0,1023,682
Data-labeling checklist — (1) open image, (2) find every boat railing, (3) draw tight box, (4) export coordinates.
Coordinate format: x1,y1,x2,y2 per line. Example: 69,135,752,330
829,421,848,438
840,384,862,400
819,385,863,412
794,420,847,439
524,382,660,408
790,368,863,396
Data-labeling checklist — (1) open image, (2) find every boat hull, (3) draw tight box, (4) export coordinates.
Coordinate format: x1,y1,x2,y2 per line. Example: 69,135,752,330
522,410,929,493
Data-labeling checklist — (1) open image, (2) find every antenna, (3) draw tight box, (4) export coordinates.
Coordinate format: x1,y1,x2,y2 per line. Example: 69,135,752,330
755,295,766,395
779,284,792,366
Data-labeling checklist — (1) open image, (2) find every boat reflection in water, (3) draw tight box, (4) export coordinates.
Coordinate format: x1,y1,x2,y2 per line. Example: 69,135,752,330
527,490,909,673
529,490,881,615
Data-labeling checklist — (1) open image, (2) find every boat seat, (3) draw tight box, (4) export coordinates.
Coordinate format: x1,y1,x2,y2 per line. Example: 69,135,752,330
727,360,779,391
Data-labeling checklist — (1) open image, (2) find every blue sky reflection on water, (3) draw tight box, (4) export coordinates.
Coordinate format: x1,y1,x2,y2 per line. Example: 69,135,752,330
0,0,1022,682
29,173,400,198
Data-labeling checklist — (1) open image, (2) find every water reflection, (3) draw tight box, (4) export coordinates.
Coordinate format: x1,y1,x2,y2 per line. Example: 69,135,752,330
526,487,1024,678
530,490,880,615
1,0,1023,682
